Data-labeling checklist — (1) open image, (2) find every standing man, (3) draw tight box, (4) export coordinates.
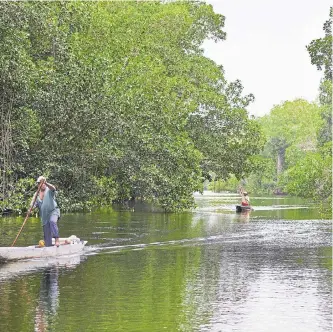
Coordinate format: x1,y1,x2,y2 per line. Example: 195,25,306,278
32,176,60,247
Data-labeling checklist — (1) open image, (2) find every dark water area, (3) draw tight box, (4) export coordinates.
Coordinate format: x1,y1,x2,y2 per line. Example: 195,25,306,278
0,192,331,331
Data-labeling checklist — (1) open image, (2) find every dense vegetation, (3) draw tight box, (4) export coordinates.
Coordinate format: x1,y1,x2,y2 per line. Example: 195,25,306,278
0,1,263,213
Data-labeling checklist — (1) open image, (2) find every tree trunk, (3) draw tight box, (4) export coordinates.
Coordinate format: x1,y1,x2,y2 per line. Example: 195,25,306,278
276,147,285,175
274,147,286,195
0,96,13,201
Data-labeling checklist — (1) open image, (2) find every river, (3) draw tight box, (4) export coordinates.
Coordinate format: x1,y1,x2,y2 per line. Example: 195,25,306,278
0,191,331,331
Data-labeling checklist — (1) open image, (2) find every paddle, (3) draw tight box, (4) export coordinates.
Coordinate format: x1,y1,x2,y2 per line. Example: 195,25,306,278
11,180,45,247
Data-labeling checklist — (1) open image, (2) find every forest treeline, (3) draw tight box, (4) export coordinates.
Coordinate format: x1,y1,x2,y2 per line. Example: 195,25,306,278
0,2,331,214
0,1,264,213
212,7,332,214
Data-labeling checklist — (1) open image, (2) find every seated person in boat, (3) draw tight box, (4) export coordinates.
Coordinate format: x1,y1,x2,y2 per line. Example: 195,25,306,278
239,188,250,206
31,176,61,247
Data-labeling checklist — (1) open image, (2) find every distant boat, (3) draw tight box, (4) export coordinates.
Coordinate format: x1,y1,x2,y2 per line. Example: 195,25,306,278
0,236,87,262
236,205,254,213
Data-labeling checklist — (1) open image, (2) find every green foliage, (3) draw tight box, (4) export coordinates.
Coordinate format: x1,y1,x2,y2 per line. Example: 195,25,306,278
258,99,322,179
306,8,332,150
246,99,325,196
260,99,322,151
0,1,262,213
186,78,265,180
250,97,332,213
0,178,35,213
242,155,276,194
207,8,332,212
208,174,239,192
279,142,332,209
306,7,332,81
317,80,332,147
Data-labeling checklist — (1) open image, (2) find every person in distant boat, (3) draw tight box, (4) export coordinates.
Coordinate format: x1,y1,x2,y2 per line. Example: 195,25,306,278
239,188,250,206
31,176,60,247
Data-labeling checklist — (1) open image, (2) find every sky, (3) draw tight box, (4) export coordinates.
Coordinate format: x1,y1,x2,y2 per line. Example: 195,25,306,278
203,0,331,117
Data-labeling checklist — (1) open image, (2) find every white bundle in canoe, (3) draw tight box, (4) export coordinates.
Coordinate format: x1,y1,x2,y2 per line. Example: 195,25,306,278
51,235,82,245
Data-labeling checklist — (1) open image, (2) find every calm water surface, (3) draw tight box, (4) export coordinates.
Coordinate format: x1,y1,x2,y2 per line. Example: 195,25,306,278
0,192,331,331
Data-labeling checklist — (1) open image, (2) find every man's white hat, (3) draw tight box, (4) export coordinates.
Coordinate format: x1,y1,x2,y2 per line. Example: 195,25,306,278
37,176,45,183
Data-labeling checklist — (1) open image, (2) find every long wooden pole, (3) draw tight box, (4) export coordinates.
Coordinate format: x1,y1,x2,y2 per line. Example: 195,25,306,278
11,180,45,247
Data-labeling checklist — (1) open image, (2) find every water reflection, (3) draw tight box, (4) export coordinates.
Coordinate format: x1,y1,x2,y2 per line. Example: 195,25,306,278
0,192,331,332
34,266,59,332
194,191,319,220
233,210,251,223
0,255,84,281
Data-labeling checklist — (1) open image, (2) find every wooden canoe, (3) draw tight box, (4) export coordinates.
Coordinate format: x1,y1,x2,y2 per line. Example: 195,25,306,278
236,205,254,213
0,235,87,262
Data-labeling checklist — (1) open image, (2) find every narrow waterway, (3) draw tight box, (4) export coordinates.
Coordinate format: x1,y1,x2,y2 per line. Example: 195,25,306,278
0,192,331,332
